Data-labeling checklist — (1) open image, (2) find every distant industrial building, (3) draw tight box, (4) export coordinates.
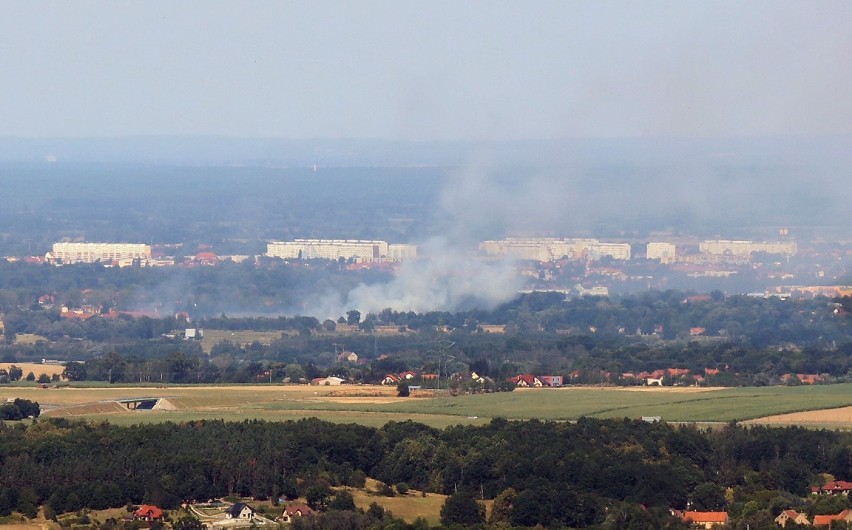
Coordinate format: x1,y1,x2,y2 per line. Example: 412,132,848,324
480,238,630,261
699,239,797,259
266,239,416,262
50,242,152,264
646,242,677,263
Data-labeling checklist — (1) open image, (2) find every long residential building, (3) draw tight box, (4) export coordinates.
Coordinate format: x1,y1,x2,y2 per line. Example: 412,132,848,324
480,238,630,261
699,239,797,258
266,239,416,262
50,242,152,264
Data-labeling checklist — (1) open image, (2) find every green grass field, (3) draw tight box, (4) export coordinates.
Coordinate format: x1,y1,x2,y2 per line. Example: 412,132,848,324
9,383,852,428
199,329,287,353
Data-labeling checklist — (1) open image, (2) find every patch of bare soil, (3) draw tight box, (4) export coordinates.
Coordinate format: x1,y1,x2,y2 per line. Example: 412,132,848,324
41,401,129,417
745,406,852,426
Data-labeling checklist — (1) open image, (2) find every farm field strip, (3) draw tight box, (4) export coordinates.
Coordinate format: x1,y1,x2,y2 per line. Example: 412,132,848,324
5,383,851,427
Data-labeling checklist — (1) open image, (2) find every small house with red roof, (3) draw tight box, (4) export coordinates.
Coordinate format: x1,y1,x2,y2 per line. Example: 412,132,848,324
539,375,563,387
812,480,852,496
813,510,852,526
133,505,164,522
279,503,314,523
508,374,543,387
382,373,401,385
678,510,728,528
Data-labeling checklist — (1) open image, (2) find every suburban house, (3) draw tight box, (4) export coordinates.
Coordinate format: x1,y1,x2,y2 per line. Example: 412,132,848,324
813,510,852,526
337,351,358,363
279,503,314,523
133,505,164,522
812,480,852,496
775,509,810,527
539,375,563,387
226,503,255,520
382,373,401,385
508,374,543,387
676,510,729,528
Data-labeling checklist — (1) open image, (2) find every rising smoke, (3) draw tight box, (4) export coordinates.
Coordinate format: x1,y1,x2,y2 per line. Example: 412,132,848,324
304,157,527,318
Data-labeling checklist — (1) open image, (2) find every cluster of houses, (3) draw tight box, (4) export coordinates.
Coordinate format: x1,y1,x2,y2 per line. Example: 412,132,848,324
128,501,314,528
776,509,852,527
503,368,717,388
669,480,852,528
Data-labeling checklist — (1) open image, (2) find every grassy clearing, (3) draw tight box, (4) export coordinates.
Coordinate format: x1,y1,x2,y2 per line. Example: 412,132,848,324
5,382,852,427
199,329,287,353
12,333,48,345
348,479,448,524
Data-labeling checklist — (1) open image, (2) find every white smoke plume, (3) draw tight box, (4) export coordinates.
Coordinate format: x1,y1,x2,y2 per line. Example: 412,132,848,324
344,236,521,315
304,157,527,318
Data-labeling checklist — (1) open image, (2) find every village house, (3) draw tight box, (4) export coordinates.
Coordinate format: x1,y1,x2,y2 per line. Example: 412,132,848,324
539,375,563,387
813,510,852,526
675,510,729,528
225,502,255,521
279,503,313,523
337,351,358,363
382,373,401,385
133,505,164,522
508,374,543,387
812,480,852,496
775,509,810,527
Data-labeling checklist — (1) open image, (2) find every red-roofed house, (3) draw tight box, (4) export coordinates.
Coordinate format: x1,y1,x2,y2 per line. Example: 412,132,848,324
279,503,314,523
539,375,563,387
680,511,728,528
813,510,852,526
812,480,852,496
382,373,401,385
133,505,164,522
508,374,543,387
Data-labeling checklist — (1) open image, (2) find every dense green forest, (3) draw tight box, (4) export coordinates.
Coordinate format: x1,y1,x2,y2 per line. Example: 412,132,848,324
0,417,850,529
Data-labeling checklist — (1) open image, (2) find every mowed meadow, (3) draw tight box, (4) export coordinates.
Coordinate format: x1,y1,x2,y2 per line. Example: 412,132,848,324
3,382,852,428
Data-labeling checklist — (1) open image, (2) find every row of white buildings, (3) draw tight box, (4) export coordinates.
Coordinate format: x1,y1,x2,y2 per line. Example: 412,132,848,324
44,238,798,266
481,238,796,264
49,242,152,264
479,238,632,261
266,239,418,262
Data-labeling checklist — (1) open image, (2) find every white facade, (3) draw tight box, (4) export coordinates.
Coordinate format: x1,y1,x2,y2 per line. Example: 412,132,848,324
388,243,418,261
51,242,151,264
699,239,797,258
586,242,631,260
266,239,416,262
647,242,677,262
480,238,630,262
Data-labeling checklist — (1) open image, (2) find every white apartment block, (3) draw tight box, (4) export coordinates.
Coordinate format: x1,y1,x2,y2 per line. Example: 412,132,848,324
479,238,630,261
699,239,797,258
646,242,677,263
587,242,631,261
387,244,418,261
51,242,152,264
266,239,416,262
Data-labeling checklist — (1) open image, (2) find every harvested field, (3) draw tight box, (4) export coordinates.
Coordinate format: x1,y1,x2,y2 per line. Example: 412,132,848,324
0,362,65,379
745,406,852,428
199,329,286,353
4,382,851,428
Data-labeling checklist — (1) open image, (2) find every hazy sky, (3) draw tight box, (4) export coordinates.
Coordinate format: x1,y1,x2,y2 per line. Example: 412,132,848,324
3,1,852,141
